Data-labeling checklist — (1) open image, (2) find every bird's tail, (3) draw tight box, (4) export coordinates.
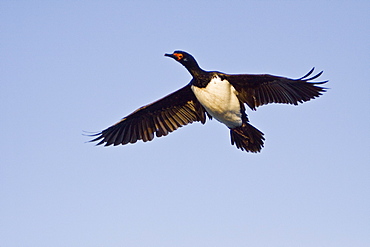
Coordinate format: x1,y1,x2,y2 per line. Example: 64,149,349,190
230,122,264,153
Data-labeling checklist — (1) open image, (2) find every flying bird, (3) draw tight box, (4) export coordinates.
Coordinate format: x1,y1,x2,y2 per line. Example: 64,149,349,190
90,51,327,152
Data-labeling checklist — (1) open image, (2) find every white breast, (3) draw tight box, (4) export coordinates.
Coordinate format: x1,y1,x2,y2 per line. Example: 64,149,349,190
191,75,242,128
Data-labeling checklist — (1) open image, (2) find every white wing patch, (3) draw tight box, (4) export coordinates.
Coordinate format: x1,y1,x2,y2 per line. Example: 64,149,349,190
191,75,242,128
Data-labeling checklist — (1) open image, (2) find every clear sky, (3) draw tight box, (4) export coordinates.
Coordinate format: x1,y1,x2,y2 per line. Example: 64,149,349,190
1,1,369,246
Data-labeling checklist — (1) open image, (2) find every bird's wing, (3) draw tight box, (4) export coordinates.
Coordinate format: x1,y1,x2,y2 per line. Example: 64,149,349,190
225,68,328,110
90,84,207,146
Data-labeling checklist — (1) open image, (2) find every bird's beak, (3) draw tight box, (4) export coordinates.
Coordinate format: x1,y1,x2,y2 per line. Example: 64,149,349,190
165,53,175,58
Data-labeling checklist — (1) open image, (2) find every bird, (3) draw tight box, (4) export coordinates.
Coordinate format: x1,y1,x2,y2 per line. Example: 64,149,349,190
89,51,327,153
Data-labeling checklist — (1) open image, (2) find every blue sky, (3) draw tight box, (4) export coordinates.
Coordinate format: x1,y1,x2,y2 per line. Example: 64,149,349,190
1,1,369,246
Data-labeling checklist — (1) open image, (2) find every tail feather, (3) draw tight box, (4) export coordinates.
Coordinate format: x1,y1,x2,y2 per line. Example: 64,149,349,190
230,123,264,153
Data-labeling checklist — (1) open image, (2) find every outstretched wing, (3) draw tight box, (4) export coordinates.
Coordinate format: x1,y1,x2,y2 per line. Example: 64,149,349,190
225,68,328,110
90,84,207,146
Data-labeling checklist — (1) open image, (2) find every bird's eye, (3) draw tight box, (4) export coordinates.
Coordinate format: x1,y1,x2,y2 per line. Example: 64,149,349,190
174,53,183,60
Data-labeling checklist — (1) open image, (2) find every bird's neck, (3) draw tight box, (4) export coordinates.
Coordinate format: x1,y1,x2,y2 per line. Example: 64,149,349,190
183,62,205,78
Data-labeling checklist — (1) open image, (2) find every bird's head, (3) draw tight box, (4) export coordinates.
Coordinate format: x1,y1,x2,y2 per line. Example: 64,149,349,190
165,50,199,68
